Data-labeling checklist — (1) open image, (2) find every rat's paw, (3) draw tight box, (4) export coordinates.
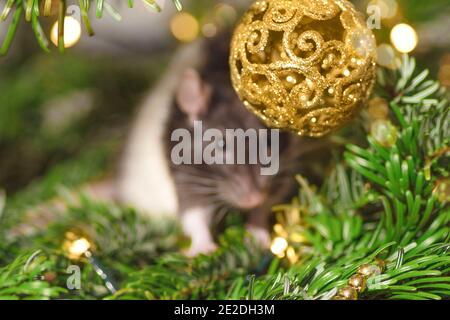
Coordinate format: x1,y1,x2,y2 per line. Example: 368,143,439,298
184,241,218,257
246,225,271,249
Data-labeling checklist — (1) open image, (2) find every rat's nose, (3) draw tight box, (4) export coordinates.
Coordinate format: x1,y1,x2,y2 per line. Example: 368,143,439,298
239,190,266,209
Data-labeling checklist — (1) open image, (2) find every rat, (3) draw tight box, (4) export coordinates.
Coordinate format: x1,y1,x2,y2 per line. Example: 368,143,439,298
6,34,326,251
117,34,317,256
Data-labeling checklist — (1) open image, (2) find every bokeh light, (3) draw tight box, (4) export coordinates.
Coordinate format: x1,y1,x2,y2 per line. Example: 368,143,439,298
170,12,199,42
51,16,82,48
202,23,218,38
67,237,91,259
390,23,418,53
214,3,237,25
368,0,399,20
270,237,288,257
376,43,399,69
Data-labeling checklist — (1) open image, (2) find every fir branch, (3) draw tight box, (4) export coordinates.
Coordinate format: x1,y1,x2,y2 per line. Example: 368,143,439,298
1,196,183,299
0,0,183,55
6,195,182,268
239,55,449,300
0,54,448,300
109,228,266,300
0,251,66,299
376,55,450,157
366,243,450,299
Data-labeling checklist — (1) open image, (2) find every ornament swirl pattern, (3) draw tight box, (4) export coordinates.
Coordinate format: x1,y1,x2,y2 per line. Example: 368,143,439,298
230,0,377,137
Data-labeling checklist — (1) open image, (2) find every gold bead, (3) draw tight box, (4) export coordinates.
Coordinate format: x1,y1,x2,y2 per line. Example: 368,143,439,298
358,264,382,277
370,119,398,147
332,295,347,300
229,0,377,137
337,286,358,300
375,258,386,273
368,97,389,120
433,178,450,203
348,274,367,292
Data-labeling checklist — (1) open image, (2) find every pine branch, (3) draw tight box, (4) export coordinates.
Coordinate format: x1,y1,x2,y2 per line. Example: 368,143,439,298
109,228,266,300
1,195,183,299
235,55,450,300
366,243,450,299
345,55,449,251
376,55,449,157
0,0,183,55
6,195,182,266
0,250,66,299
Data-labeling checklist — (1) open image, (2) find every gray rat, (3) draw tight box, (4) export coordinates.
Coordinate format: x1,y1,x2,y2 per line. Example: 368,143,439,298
118,34,315,256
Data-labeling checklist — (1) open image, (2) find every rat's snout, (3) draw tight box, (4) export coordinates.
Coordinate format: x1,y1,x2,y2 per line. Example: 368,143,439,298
238,190,267,209
224,174,268,210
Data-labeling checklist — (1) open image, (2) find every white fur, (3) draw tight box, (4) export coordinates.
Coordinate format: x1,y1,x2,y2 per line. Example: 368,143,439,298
118,41,205,218
181,207,217,256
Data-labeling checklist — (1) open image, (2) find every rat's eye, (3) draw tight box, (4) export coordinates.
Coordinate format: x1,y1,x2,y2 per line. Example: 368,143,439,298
216,138,226,149
214,138,228,161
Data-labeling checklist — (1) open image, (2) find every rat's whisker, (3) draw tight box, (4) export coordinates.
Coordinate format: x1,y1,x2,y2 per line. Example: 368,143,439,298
177,179,217,188
176,174,218,185
178,184,218,194
176,170,217,179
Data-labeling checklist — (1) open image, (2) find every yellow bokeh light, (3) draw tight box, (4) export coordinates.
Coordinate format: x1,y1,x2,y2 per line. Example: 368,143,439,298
369,0,398,20
286,246,299,264
376,43,399,69
214,3,237,24
202,23,218,38
67,237,91,259
390,23,418,53
51,16,81,48
270,237,288,257
170,12,199,42
289,232,306,243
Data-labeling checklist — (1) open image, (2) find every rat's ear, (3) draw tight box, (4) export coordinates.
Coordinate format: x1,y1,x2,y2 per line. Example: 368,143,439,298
176,69,212,120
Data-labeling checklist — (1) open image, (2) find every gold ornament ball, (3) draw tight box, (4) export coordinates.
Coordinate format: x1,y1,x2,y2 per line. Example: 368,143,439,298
230,0,377,137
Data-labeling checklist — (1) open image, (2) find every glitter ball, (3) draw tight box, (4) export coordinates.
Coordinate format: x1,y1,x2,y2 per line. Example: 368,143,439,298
230,0,377,137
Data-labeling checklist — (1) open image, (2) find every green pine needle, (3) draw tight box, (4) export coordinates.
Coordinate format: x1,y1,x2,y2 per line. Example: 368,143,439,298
0,0,184,55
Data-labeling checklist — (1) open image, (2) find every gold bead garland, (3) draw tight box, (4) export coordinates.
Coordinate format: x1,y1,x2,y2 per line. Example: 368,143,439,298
333,259,385,300
335,286,358,300
348,274,367,292
230,0,377,137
